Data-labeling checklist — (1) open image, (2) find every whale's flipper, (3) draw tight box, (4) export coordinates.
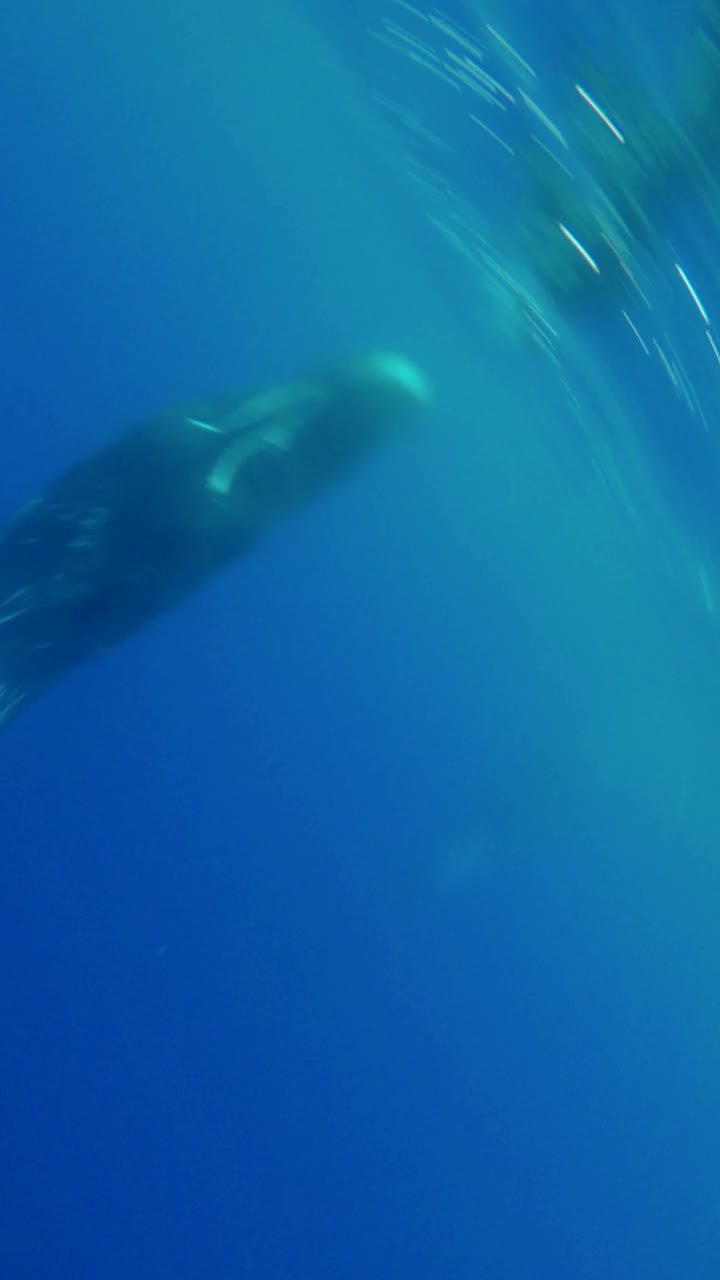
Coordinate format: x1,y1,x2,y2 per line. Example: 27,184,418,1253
0,352,428,728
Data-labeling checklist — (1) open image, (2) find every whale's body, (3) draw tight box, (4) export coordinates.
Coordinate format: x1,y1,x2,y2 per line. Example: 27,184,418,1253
0,352,427,727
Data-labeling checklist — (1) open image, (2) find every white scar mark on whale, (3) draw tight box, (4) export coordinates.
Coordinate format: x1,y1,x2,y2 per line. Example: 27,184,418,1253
0,685,25,723
185,417,224,433
0,587,34,608
0,585,38,625
0,610,31,626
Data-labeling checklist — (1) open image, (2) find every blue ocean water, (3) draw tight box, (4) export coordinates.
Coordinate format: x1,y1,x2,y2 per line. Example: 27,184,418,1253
3,1,720,1275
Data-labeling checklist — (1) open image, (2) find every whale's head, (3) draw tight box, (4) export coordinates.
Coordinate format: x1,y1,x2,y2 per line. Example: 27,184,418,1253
329,350,431,431
297,350,430,475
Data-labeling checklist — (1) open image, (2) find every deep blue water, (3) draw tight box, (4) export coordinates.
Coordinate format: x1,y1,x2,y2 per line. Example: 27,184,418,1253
3,2,720,1276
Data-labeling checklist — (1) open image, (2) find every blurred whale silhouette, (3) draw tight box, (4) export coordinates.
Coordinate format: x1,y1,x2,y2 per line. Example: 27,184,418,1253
0,351,429,727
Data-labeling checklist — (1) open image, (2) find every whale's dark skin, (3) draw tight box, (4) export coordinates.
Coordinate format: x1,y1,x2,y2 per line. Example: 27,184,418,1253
0,352,428,727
